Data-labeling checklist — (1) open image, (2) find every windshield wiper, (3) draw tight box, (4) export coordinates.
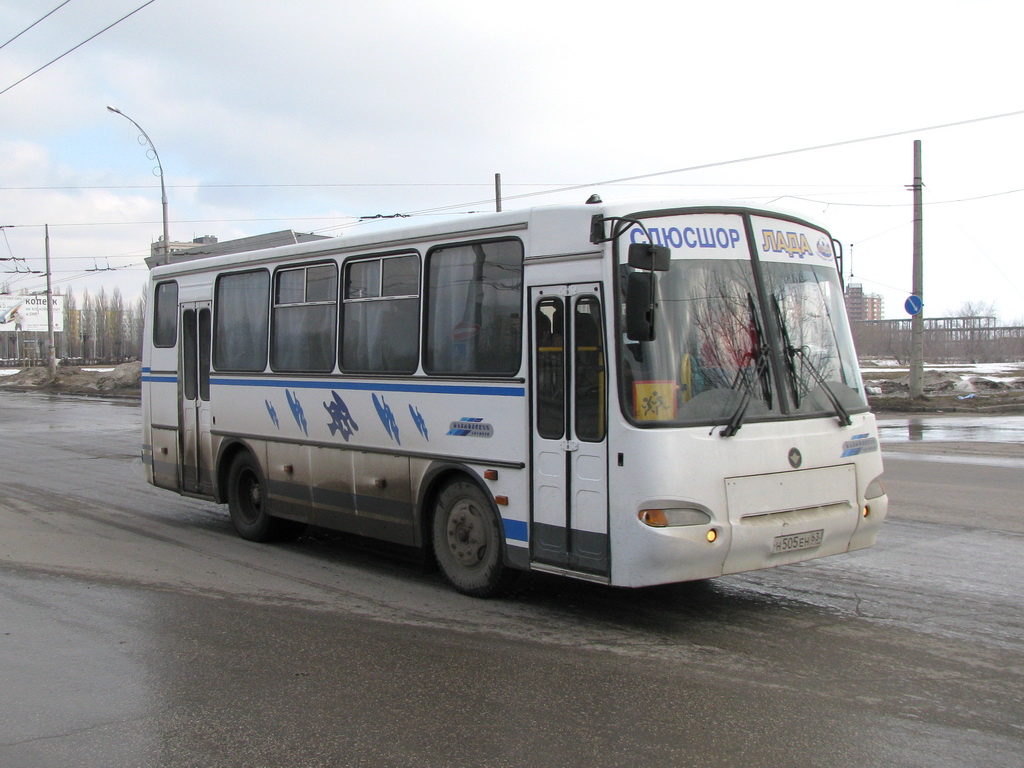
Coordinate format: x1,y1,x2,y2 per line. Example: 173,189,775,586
772,295,802,408
719,391,750,437
719,295,771,438
772,295,852,427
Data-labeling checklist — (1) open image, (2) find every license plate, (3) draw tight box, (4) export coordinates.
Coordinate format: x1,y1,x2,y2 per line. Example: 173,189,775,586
772,529,823,554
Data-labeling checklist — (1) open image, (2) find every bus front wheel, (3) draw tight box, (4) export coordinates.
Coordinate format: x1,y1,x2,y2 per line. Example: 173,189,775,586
432,479,514,597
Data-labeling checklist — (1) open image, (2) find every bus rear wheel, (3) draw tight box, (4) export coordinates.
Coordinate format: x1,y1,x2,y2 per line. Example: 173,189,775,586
226,452,305,542
431,479,515,597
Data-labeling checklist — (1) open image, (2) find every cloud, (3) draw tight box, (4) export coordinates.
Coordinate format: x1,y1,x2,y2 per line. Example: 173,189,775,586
1,0,1022,317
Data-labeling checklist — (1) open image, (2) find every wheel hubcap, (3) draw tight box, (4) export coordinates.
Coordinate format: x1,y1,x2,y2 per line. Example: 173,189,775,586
446,501,487,567
239,470,261,523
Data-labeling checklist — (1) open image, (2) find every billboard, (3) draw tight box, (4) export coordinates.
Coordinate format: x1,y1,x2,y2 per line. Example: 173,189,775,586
0,294,64,332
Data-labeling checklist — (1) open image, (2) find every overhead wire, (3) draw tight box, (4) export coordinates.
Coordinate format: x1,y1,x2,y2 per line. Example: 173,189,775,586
7,107,1024,296
0,0,75,52
386,107,1024,219
0,0,160,98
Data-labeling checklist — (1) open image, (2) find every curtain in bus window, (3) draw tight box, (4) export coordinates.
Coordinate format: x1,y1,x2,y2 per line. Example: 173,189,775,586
214,270,270,372
342,299,418,372
341,255,419,373
425,240,523,375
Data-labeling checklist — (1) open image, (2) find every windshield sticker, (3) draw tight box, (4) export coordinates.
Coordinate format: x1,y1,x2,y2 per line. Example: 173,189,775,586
751,215,834,266
760,229,814,259
623,214,748,260
324,391,359,442
631,225,742,251
758,229,836,263
447,418,494,438
841,434,879,457
815,237,835,261
633,381,678,421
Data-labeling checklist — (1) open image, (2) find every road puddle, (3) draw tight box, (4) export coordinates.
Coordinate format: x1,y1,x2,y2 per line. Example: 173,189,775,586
877,415,1024,443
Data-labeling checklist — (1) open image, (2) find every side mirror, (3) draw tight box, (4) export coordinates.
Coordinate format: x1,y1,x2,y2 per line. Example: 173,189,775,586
625,272,655,341
628,243,671,272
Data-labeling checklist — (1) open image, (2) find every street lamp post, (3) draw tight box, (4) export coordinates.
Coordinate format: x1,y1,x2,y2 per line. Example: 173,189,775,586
107,106,170,264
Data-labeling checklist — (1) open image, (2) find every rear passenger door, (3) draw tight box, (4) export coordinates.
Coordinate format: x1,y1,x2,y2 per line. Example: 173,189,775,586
179,301,213,495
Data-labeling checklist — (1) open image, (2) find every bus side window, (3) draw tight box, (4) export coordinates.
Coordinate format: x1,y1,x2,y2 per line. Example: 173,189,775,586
271,262,338,373
213,270,270,372
424,239,523,375
153,281,178,348
341,253,420,374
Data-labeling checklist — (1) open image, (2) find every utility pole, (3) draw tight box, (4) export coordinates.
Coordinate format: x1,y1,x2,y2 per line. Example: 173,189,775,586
909,140,925,398
45,224,56,379
494,172,502,212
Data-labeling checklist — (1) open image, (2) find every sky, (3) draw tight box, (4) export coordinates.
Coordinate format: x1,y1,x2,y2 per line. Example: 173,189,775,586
2,0,1023,321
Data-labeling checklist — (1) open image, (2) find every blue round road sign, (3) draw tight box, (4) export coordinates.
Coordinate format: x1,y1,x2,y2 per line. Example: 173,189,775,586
904,295,923,316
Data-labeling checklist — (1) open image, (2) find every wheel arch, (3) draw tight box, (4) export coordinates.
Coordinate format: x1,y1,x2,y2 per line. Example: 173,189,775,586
214,437,260,504
417,462,513,567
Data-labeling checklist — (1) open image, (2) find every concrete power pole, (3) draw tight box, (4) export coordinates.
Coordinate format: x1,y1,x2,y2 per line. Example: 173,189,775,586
909,140,925,398
45,224,57,380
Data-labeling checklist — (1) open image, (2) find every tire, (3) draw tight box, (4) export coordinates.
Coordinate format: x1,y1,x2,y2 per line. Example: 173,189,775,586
431,479,515,597
225,452,305,542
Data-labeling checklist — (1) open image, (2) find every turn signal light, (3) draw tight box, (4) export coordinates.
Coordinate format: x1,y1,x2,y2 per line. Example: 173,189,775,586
863,505,871,518
639,509,669,528
638,508,712,528
706,529,718,543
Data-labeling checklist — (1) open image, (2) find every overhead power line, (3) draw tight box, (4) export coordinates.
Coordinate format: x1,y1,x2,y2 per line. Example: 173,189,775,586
397,108,1024,217
0,182,895,192
0,0,160,98
0,0,75,52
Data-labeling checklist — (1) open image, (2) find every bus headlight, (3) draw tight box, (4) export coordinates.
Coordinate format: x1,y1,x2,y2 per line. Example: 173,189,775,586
639,508,712,528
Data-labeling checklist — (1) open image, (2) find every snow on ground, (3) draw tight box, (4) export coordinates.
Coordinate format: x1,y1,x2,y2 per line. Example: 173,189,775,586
860,362,1024,376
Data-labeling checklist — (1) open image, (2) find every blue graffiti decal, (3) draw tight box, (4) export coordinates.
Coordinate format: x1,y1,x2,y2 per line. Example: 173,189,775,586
265,399,280,429
373,393,400,445
323,391,359,442
409,404,428,440
286,389,308,436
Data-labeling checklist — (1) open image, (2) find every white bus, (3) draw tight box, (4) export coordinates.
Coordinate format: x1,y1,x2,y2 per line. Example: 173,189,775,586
141,199,887,596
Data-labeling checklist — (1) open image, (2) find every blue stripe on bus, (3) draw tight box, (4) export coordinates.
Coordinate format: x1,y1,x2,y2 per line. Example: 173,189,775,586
209,377,525,397
142,375,178,383
502,518,528,542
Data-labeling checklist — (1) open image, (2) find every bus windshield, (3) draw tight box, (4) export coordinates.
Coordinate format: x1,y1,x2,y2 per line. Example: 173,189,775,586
618,217,867,428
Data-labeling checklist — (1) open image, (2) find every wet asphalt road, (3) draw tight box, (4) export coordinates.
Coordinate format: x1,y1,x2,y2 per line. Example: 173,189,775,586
0,393,1022,768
